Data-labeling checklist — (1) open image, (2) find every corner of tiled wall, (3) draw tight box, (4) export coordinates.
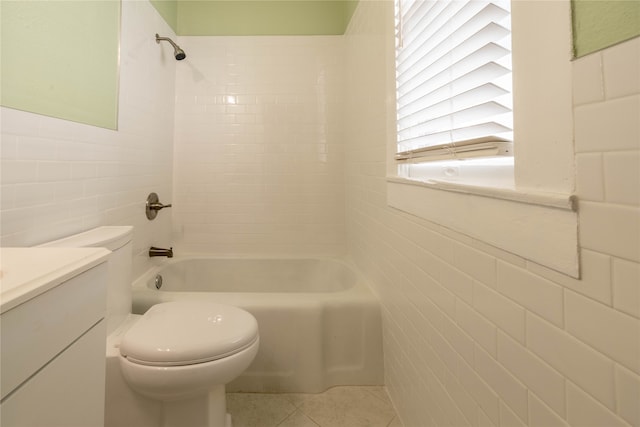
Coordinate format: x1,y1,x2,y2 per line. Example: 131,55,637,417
345,1,639,425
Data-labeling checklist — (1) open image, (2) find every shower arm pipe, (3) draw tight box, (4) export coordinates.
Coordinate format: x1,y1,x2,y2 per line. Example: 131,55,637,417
155,34,180,50
155,33,186,60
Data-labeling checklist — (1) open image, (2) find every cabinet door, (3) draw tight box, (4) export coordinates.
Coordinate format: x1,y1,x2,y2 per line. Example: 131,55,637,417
1,263,108,400
1,320,106,427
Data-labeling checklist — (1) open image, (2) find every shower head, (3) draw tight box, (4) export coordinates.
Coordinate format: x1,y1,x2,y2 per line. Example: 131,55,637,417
155,34,186,61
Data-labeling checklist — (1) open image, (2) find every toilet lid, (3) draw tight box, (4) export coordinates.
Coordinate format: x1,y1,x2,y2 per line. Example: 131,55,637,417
120,301,259,366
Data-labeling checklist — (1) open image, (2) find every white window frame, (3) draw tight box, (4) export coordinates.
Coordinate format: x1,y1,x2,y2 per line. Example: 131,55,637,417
386,0,579,277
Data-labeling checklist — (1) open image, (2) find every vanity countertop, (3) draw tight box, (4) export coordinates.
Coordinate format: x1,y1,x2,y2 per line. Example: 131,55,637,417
0,247,110,314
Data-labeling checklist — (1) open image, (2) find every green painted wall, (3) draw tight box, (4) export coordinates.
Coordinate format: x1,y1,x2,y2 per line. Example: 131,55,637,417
151,0,358,36
150,0,178,33
1,1,120,129
572,0,640,57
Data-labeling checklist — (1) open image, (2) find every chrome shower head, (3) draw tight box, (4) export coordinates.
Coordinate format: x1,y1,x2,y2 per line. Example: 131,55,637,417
155,34,186,61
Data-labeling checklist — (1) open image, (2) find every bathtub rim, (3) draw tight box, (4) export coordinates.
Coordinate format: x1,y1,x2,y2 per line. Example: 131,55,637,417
132,254,373,298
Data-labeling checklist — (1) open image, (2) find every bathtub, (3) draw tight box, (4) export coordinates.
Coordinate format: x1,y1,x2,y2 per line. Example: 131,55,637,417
131,257,383,393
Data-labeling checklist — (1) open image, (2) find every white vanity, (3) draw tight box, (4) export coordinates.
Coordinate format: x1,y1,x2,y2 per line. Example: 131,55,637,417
0,247,110,427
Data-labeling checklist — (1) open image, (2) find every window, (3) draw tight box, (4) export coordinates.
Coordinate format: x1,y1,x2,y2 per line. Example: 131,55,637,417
394,0,513,171
388,0,578,277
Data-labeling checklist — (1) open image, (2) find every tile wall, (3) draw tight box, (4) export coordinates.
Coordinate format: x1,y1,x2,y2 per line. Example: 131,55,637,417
0,1,176,277
171,36,346,255
345,2,639,426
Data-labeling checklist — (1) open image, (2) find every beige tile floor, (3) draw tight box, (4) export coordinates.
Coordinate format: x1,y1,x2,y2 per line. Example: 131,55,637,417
227,386,402,427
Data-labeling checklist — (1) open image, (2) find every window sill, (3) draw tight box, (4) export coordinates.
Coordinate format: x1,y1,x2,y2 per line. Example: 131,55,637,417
387,176,579,278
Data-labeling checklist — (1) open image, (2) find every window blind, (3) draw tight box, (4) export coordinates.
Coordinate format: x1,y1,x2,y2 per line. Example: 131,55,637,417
395,0,513,163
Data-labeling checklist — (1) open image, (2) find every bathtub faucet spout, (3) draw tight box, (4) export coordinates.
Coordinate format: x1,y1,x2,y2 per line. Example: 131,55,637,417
149,246,173,258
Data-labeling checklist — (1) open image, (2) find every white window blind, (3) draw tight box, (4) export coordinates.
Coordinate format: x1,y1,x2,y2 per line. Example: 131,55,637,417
395,0,513,163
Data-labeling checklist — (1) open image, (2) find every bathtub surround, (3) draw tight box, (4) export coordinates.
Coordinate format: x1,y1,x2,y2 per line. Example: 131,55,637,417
172,36,346,256
0,0,175,278
345,1,639,426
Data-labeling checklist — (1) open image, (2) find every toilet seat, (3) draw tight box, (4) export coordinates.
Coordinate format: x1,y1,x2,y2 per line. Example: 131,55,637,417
120,301,259,367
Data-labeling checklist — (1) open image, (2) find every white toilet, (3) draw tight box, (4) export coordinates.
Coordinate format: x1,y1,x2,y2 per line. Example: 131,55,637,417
39,226,259,427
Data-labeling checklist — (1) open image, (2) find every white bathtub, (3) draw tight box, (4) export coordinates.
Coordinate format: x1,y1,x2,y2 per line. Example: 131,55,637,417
131,257,383,393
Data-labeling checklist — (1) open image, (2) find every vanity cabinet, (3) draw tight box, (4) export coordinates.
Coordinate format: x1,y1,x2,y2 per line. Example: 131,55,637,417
0,248,110,427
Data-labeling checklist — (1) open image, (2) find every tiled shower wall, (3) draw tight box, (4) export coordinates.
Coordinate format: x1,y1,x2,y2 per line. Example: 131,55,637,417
172,36,346,255
345,2,639,427
0,1,175,277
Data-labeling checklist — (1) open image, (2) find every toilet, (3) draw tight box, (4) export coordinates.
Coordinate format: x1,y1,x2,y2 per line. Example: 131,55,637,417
39,226,259,427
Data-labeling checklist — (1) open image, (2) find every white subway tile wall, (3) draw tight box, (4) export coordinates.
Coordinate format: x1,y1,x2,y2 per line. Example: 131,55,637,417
575,153,605,201
526,312,616,411
496,261,564,328
0,0,175,277
615,365,640,427
580,201,640,262
613,258,640,318
571,53,605,106
475,343,529,421
566,382,630,427
574,95,640,153
528,392,570,427
604,151,640,205
345,2,639,426
171,36,346,255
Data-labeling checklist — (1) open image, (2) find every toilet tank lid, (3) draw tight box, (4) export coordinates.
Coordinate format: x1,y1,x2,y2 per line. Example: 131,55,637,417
38,226,133,251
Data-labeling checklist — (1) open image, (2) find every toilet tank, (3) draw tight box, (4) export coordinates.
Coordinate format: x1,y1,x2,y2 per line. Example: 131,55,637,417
38,226,134,335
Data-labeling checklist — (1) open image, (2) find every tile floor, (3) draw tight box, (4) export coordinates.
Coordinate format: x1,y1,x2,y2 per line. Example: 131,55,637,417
227,386,402,427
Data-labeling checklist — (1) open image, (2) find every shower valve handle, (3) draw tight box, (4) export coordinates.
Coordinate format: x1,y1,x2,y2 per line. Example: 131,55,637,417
149,202,172,211
146,192,171,220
